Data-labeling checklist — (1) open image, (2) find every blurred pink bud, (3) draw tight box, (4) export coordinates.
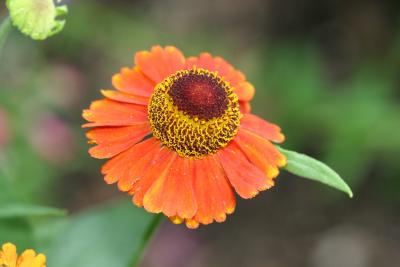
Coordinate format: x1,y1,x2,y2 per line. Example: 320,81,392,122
29,113,75,165
39,64,86,109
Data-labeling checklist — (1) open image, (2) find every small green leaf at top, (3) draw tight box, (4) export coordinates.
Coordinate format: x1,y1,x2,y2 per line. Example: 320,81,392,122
0,203,67,218
6,0,68,40
277,147,353,198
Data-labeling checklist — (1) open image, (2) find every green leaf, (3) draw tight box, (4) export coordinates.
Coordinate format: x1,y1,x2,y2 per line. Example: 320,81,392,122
278,147,353,197
0,203,67,218
0,218,35,249
47,199,160,267
32,217,69,253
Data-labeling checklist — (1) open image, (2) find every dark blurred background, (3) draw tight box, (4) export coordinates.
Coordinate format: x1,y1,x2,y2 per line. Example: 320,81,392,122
1,0,400,266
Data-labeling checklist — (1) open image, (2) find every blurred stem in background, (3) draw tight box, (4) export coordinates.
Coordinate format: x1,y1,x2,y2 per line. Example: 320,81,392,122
0,17,11,55
130,214,164,267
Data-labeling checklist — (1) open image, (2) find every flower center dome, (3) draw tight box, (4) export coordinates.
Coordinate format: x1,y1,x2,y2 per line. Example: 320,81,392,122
148,68,241,158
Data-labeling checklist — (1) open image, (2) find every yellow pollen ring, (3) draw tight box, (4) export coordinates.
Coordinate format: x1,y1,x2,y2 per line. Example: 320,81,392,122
148,68,241,158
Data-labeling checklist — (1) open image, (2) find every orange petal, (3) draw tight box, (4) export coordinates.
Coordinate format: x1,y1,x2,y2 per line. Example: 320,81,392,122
143,156,197,219
185,219,200,229
101,138,160,188
234,82,255,102
101,90,149,106
186,53,218,70
239,101,251,113
86,123,151,159
219,142,273,199
129,147,175,206
169,215,184,225
135,46,186,84
186,53,255,102
191,155,236,225
116,144,161,192
82,99,147,127
234,128,286,178
240,113,285,143
112,67,155,97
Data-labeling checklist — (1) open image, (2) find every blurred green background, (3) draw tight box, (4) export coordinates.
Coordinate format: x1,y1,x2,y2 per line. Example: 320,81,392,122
0,0,399,266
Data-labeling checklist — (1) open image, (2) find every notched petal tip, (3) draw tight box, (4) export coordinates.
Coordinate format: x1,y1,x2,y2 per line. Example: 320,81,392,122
2,242,17,252
20,249,36,258
104,175,117,185
235,82,255,102
35,254,47,265
240,114,285,144
226,205,235,215
169,215,184,225
185,219,200,229
260,179,275,191
277,133,286,143
165,45,181,54
278,155,287,167
215,212,227,223
81,109,91,119
266,167,279,179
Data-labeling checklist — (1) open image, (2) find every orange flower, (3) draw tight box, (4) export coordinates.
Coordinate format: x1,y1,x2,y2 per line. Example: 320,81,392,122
0,242,46,267
83,46,286,228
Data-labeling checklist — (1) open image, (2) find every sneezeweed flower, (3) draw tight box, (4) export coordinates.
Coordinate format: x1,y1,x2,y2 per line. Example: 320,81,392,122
83,45,287,228
0,242,46,267
6,0,68,40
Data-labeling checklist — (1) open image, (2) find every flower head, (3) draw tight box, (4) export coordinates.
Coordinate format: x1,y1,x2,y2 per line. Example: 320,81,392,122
0,242,46,267
83,46,286,228
6,0,68,40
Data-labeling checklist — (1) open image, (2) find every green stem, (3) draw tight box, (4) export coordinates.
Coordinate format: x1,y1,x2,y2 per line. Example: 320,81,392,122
0,17,12,56
130,214,164,267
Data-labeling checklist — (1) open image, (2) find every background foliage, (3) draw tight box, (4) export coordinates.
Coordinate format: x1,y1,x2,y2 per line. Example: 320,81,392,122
0,0,399,266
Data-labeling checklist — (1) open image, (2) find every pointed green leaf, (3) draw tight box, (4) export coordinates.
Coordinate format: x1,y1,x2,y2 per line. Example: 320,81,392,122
0,203,67,218
278,147,353,197
0,219,35,249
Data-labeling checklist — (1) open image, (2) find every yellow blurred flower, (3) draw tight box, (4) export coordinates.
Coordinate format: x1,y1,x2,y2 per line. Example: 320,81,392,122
0,243,46,267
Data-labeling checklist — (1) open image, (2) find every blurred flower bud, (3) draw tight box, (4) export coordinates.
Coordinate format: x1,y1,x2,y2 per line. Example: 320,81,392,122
29,113,74,165
6,0,68,40
39,64,86,109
